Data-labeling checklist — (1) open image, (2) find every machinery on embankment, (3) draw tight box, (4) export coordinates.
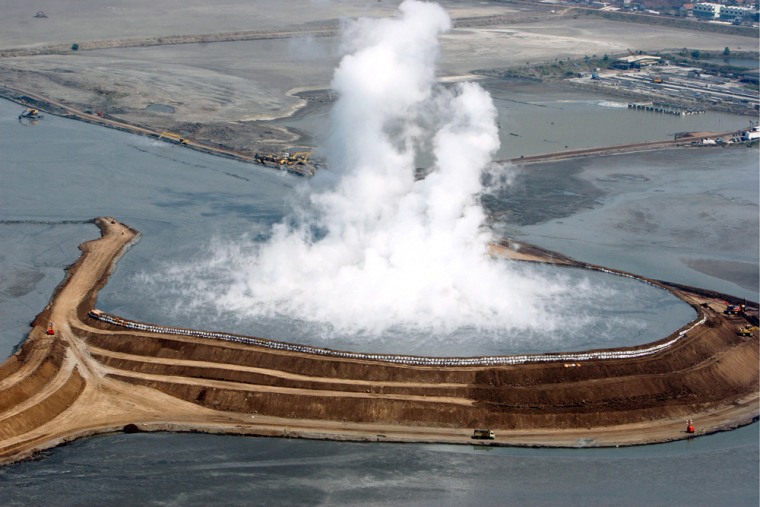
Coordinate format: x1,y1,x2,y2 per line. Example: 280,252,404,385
254,150,318,176
18,108,43,120
158,131,188,144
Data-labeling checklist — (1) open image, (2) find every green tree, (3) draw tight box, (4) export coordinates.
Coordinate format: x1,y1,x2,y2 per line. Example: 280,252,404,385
724,46,731,56
691,49,701,59
71,43,79,51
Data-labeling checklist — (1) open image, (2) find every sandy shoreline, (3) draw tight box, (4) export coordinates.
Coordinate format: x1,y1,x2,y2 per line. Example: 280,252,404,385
0,217,756,465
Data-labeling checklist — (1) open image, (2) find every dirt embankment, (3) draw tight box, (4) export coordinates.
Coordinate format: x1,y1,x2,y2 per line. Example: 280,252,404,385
0,218,757,465
0,28,339,58
4,83,744,174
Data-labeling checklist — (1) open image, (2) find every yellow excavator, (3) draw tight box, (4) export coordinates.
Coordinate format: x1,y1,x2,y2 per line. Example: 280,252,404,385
290,151,311,162
158,131,188,144
737,325,758,337
277,151,311,166
254,151,316,176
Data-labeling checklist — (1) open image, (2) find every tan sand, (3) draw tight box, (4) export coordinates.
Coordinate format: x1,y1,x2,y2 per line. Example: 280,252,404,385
0,217,756,465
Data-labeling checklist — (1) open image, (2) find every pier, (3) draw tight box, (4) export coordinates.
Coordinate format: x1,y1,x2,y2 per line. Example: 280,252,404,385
628,102,705,116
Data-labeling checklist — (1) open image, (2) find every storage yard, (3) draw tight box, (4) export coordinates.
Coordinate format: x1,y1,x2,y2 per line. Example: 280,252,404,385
572,60,759,116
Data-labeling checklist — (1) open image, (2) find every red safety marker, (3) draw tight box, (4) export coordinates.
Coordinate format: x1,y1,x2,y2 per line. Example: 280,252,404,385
46,322,55,335
686,419,695,434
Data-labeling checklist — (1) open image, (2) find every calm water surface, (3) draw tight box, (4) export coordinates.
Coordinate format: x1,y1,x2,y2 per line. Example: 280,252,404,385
1,426,758,507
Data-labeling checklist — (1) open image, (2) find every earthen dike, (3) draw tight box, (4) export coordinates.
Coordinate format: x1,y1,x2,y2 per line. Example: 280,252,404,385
0,217,757,465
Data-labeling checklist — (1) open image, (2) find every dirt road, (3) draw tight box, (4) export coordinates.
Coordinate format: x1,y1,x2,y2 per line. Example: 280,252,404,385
0,218,756,465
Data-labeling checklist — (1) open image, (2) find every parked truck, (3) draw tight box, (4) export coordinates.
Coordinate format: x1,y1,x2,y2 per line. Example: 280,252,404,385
472,428,495,440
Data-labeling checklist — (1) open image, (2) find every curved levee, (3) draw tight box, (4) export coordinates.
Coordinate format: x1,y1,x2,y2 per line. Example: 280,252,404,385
0,217,757,465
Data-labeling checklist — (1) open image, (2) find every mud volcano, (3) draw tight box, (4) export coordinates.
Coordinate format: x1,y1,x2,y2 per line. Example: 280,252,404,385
0,217,757,465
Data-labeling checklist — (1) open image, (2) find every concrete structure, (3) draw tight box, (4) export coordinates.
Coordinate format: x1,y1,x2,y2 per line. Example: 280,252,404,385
613,55,662,69
693,2,755,20
740,69,760,84
719,4,755,20
693,2,722,18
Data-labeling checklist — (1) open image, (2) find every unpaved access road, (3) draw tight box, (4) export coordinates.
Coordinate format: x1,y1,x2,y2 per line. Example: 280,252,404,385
0,218,757,465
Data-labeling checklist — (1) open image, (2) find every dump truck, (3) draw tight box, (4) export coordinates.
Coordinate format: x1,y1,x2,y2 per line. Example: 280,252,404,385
472,429,495,440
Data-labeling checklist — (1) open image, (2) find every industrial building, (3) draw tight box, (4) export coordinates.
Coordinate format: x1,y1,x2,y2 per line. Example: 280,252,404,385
613,55,662,69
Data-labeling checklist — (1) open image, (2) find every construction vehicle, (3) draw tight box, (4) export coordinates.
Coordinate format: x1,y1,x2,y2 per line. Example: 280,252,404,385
738,325,758,337
724,303,746,315
158,131,188,144
471,428,495,440
254,151,316,176
289,151,311,163
18,108,43,120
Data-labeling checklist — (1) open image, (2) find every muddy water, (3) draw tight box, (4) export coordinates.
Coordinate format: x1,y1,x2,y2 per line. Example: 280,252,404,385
0,95,757,505
276,79,754,161
0,99,699,359
1,425,758,507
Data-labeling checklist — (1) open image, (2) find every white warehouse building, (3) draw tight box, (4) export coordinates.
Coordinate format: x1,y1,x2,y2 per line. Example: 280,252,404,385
693,2,754,19
693,2,721,19
719,5,754,20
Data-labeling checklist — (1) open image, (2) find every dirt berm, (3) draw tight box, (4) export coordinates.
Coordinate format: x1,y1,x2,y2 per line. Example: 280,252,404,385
0,218,757,465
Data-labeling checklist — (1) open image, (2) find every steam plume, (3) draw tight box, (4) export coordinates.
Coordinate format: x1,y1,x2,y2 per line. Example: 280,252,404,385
192,0,575,338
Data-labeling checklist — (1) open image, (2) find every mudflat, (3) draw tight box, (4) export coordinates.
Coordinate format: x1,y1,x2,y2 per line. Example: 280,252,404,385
1,1,755,155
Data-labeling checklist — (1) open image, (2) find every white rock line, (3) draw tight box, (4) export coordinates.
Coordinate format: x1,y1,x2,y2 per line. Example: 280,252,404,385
88,309,705,367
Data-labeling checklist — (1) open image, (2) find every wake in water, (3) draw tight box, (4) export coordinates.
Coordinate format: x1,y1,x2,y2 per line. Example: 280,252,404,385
149,1,604,343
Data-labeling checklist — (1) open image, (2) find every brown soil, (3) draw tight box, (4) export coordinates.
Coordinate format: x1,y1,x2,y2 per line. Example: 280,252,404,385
0,218,757,466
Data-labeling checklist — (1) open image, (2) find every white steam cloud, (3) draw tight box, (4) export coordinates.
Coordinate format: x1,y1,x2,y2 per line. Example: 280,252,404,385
160,1,591,345
197,0,575,337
